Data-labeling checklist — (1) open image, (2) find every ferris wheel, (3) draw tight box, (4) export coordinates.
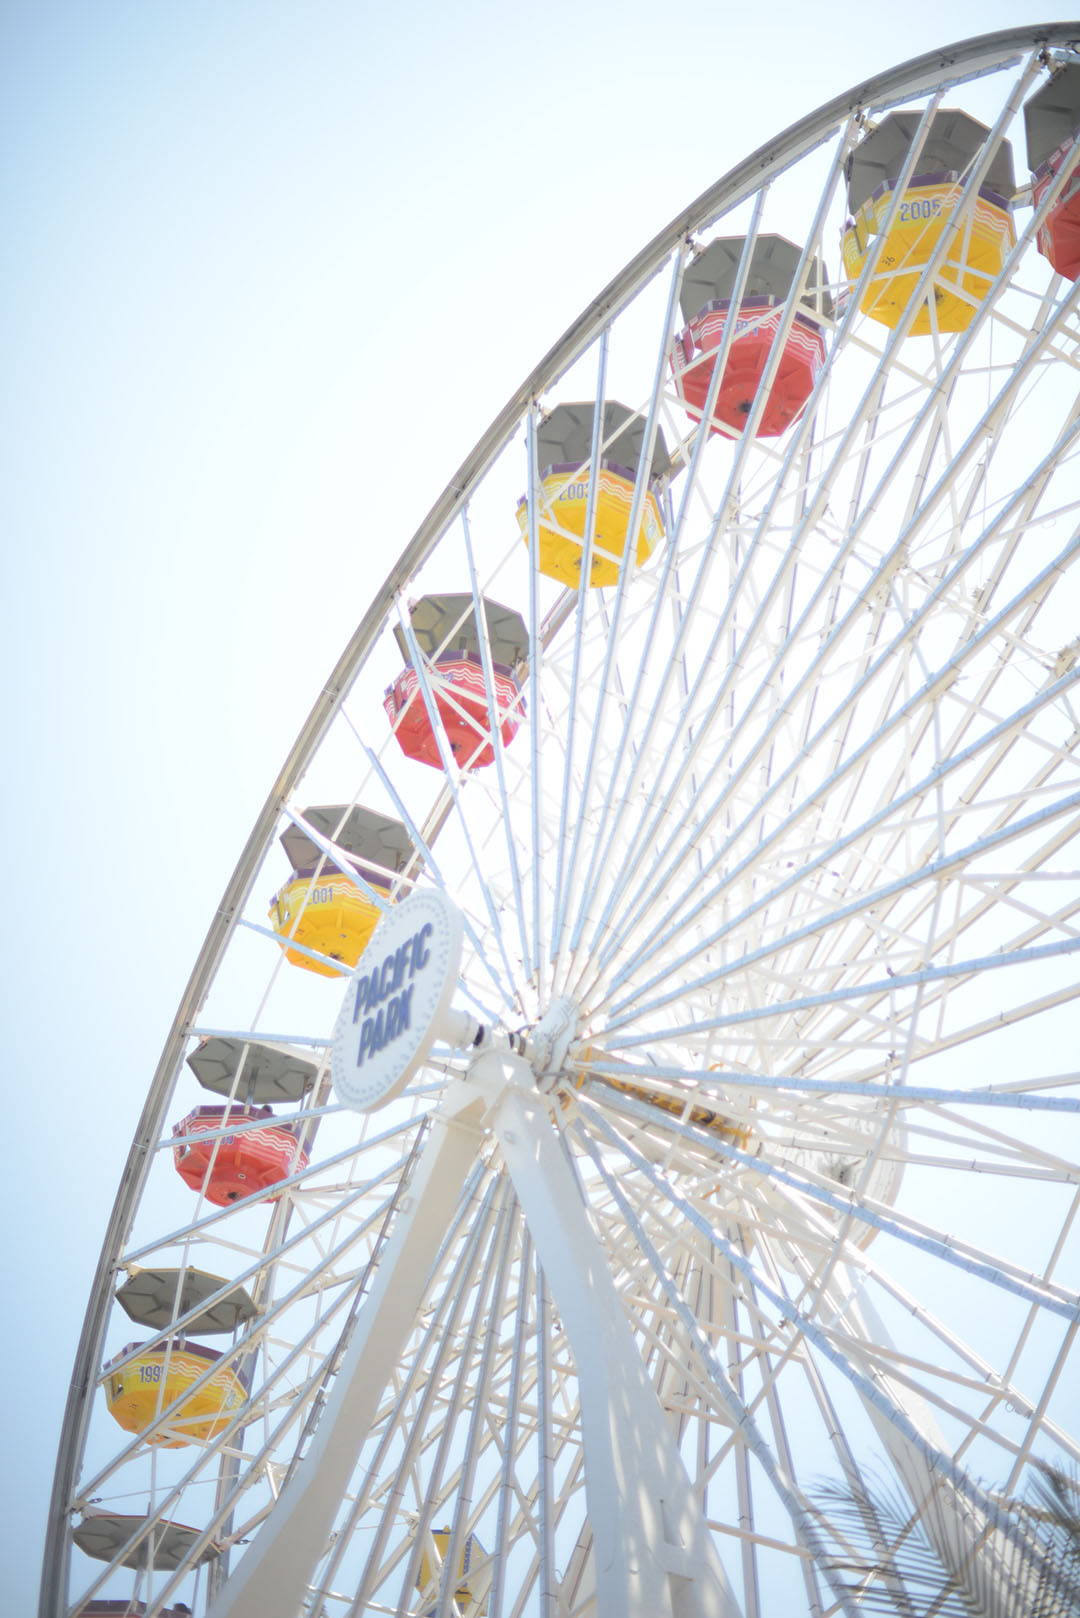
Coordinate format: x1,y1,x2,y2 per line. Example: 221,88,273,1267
44,24,1080,1618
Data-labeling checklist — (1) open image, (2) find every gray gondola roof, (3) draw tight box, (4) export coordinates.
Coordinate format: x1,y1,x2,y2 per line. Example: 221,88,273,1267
392,593,529,668
187,1034,319,1103
680,235,833,322
279,804,413,881
845,109,1015,213
115,1266,259,1335
73,1511,221,1569
535,400,671,482
1024,62,1080,172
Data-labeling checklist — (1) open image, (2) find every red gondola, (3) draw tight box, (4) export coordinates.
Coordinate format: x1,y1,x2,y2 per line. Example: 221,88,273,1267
1026,63,1080,281
385,594,527,772
173,1104,309,1205
671,236,830,438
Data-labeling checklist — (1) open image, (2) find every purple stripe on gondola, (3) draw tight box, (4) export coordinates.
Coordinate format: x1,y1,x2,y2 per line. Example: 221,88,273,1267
433,648,517,679
696,293,778,315
289,863,391,887
868,172,1012,210
174,1105,309,1141
540,458,639,484
1033,137,1080,185
105,1339,254,1389
174,1104,275,1127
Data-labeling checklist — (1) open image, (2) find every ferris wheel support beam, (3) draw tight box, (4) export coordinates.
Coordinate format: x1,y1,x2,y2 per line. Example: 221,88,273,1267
470,1047,744,1618
205,1099,487,1618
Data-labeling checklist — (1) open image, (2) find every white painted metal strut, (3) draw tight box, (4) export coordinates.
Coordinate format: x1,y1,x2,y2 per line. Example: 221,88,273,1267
572,99,944,980
549,326,609,976
571,1120,861,1618
205,1099,487,1618
488,1222,533,1618
582,1100,1055,1546
471,1046,744,1618
461,503,532,980
591,211,1080,1001
564,244,688,968
202,1056,749,1618
569,184,772,983
575,123,855,986
597,376,1080,1005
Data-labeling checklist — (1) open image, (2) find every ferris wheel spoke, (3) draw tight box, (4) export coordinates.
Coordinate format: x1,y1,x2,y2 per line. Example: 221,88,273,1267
460,504,533,983
523,407,546,999
559,249,689,973
629,1178,1020,1612
583,390,940,940
430,1205,518,1618
595,486,1080,1006
566,190,801,974
572,1121,864,1618
1000,1316,1080,1492
474,1219,531,1618
348,725,512,1018
601,776,1080,1037
471,1047,742,1617
388,1186,514,1618
202,1092,488,1618
820,1323,1068,1462
576,132,921,954
549,330,611,985
596,273,1080,967
579,1051,1080,1120
652,1112,1076,1325
775,1214,1073,1438
582,1103,1049,1536
666,861,1080,1077
556,445,690,995
830,1290,1061,1614
314,1172,511,1610
604,940,1080,1070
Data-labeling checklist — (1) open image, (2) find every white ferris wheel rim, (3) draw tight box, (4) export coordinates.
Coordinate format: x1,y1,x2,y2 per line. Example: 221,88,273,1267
45,22,1080,1618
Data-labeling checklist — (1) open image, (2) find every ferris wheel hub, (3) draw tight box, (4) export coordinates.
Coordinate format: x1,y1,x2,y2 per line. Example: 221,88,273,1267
507,994,581,1084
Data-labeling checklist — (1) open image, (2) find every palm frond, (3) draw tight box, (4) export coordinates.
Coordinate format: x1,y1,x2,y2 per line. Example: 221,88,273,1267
811,1460,1080,1616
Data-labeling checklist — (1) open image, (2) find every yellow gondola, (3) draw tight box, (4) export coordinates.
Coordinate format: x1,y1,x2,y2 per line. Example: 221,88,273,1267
269,804,411,977
103,1340,247,1448
271,871,387,976
416,1528,488,1616
517,401,669,588
842,110,1015,334
517,463,664,587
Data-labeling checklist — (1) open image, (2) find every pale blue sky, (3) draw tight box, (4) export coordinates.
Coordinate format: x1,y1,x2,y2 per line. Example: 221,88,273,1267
4,2,1074,1607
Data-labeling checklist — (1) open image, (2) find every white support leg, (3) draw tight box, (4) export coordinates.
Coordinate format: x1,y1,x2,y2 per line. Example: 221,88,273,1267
475,1048,743,1618
207,1101,486,1618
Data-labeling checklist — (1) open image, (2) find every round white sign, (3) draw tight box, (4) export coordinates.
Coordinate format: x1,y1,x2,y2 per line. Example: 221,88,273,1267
331,888,464,1112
